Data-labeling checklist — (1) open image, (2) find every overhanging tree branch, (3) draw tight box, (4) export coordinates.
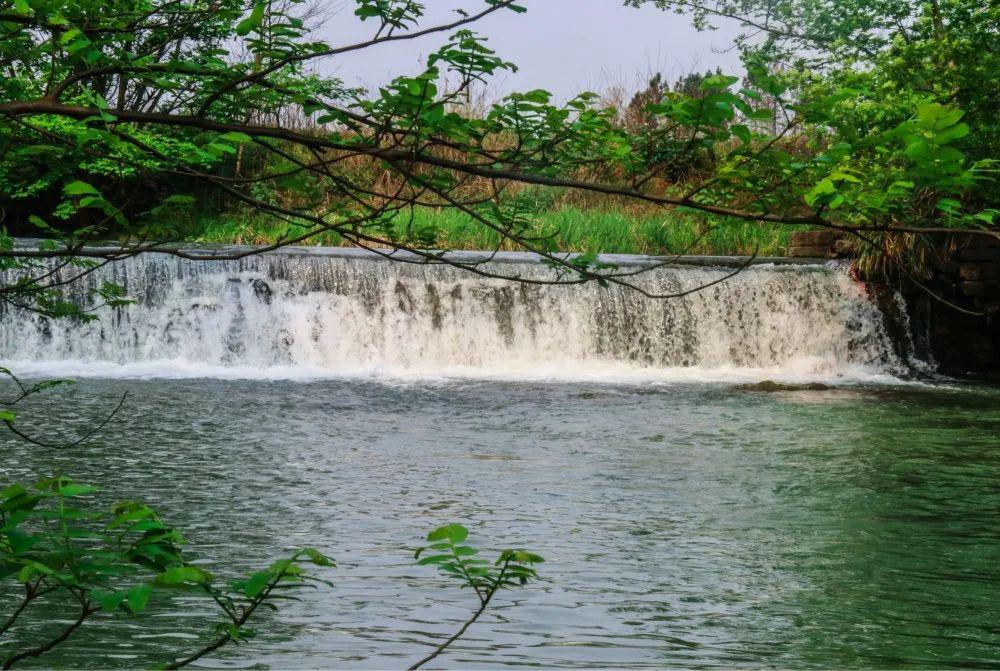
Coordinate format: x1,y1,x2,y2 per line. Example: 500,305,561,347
1,100,996,246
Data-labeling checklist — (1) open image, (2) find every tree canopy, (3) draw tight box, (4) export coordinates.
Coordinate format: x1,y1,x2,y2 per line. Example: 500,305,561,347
632,0,999,183
0,0,996,308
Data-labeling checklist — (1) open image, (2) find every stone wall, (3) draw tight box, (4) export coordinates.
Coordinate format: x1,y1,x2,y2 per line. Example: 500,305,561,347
786,230,853,259
788,231,1000,376
909,236,1000,376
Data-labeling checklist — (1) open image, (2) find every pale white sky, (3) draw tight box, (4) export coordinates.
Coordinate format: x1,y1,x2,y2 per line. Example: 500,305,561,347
318,0,742,102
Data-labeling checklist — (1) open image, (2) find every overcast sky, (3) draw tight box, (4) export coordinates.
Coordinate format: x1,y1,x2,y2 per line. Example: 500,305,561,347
319,0,742,102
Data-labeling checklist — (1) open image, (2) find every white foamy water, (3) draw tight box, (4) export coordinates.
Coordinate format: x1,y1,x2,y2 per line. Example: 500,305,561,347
0,250,909,383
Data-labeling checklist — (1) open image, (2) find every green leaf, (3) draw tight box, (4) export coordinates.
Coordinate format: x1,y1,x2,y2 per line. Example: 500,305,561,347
4,528,40,554
804,178,837,206
28,215,52,230
0,484,27,500
218,131,253,144
94,589,127,612
17,561,53,583
241,571,271,598
447,524,468,543
426,526,448,542
1,492,41,513
935,122,970,144
58,27,81,45
700,74,739,91
58,484,98,497
236,2,266,36
109,506,153,529
937,198,962,213
297,548,335,566
154,566,212,586
127,585,153,613
417,554,451,565
427,523,468,543
126,519,166,533
63,181,100,196
746,108,774,121
154,195,196,211
521,89,550,104
731,124,751,143
916,103,964,130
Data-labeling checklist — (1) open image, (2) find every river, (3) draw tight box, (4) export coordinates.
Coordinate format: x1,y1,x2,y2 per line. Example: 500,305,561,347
1,249,998,668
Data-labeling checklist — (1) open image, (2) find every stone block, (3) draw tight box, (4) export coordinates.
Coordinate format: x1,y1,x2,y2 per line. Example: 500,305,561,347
932,282,957,297
959,263,998,281
960,281,1000,298
972,300,1000,316
937,260,960,278
787,244,830,258
953,233,1000,249
969,340,997,366
831,239,855,256
789,230,840,246
957,246,1000,262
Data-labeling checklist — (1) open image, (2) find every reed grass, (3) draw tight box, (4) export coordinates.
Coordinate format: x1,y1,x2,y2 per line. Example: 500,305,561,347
190,207,792,256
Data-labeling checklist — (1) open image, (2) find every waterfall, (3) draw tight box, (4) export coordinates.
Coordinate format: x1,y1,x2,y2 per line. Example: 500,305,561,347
0,248,908,382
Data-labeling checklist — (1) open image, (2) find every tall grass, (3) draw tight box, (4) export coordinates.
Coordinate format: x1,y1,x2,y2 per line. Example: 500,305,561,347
191,206,791,256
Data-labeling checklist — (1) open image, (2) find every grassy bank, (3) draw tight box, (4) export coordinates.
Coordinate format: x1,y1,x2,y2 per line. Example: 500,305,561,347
191,207,792,256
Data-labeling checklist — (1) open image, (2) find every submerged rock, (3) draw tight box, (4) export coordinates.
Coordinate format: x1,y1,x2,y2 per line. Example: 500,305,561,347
736,380,831,392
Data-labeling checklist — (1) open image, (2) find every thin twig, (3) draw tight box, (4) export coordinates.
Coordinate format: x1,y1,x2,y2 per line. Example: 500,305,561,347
3,392,128,449
407,561,510,671
2,600,95,669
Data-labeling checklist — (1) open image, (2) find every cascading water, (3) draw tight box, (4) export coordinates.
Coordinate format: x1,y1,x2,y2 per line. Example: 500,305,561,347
0,248,908,382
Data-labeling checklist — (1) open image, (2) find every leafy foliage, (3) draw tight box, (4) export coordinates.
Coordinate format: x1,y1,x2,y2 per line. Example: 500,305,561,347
1,489,543,669
0,476,334,669
0,0,993,299
409,523,542,670
632,0,999,203
415,522,542,595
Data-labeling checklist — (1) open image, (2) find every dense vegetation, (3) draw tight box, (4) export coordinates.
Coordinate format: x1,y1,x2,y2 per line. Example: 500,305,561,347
0,0,997,665
192,202,795,255
1,0,995,281
634,0,1000,268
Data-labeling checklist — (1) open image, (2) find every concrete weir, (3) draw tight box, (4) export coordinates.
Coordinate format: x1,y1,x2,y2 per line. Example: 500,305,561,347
0,242,908,381
19,240,830,268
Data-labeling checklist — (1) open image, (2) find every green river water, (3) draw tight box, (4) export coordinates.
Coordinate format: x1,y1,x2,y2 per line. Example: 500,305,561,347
2,377,998,669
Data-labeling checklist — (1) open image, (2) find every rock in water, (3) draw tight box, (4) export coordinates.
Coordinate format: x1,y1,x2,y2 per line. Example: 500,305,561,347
736,380,831,392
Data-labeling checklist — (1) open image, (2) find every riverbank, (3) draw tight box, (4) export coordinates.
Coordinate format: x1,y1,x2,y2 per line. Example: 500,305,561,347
189,207,793,257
